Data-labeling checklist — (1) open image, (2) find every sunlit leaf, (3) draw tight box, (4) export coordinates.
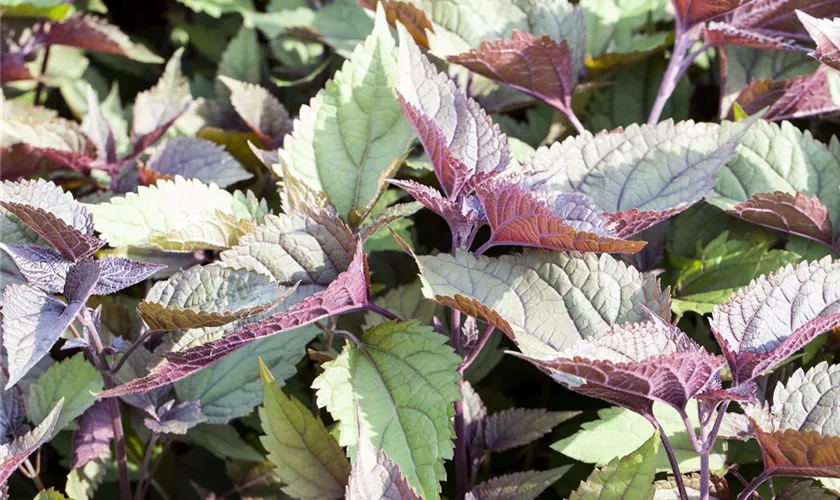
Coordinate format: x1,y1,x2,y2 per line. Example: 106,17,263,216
732,191,834,245
798,11,840,71
467,468,569,500
46,14,163,63
131,48,192,153
0,400,63,484
27,354,102,433
144,137,252,188
219,76,292,149
732,66,840,122
569,431,658,500
347,438,421,500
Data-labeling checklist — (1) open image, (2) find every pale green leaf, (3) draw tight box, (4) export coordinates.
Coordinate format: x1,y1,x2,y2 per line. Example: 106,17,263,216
85,176,260,248
175,0,254,17
217,26,261,101
312,0,375,56
139,265,292,331
709,120,840,241
581,0,668,57
362,280,440,330
570,430,658,500
553,401,725,473
186,424,263,462
281,6,414,221
416,250,669,358
26,354,102,432
33,489,68,500
147,211,255,252
313,321,462,499
259,359,350,500
65,448,110,500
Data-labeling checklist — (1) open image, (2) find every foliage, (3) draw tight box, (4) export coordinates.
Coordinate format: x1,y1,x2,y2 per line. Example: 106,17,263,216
1,0,839,499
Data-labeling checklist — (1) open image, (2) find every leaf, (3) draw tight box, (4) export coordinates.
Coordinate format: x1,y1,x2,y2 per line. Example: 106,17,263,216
313,321,461,499
98,243,369,397
467,468,569,500
396,24,510,198
347,438,421,500
219,76,292,149
358,0,434,49
754,423,840,478
732,191,834,245
449,31,577,114
173,319,318,423
362,280,440,329
259,359,350,500
131,48,192,152
518,315,723,415
581,0,669,59
86,176,258,248
0,399,62,484
798,11,840,71
416,250,670,358
138,265,293,330
671,232,801,315
709,120,840,244
144,400,208,435
282,6,414,221
26,353,103,432
772,362,840,434
220,209,356,286
554,401,725,473
387,180,481,243
186,423,263,462
776,480,837,499
2,285,80,388
522,118,756,215
91,258,167,295
46,14,163,63
732,66,840,122
671,0,739,28
217,26,261,100
71,401,113,469
569,431,658,500
710,257,840,384
475,181,646,253
484,409,579,452
81,86,116,163
1,179,103,261
175,0,253,17
358,201,423,242
144,137,252,188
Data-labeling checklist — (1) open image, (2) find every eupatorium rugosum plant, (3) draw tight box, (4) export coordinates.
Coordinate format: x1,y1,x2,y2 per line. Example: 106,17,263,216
2,0,840,499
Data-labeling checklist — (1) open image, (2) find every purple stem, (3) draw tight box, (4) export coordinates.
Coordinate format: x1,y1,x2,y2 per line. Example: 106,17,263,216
459,324,495,374
363,303,402,322
565,106,586,136
736,470,772,500
474,240,493,257
647,28,703,124
678,408,703,453
451,233,468,499
648,416,689,500
699,401,729,500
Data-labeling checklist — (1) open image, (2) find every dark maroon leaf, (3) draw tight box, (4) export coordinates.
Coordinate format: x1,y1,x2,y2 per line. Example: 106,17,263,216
798,11,840,70
71,401,113,469
0,53,34,83
672,0,740,28
475,181,645,254
0,387,28,446
730,66,840,121
449,31,577,114
98,243,370,398
705,21,804,50
731,191,834,245
45,14,162,63
711,257,840,384
144,400,207,435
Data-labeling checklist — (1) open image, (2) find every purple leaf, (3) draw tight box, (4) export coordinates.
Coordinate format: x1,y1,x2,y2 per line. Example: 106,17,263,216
145,137,252,188
672,0,740,28
0,387,28,446
798,11,840,70
219,77,292,149
695,374,758,405
80,86,117,164
97,243,370,398
0,244,71,294
514,313,724,416
45,14,163,63
144,400,207,435
64,260,102,303
730,66,840,121
1,116,99,177
466,468,569,500
710,257,840,384
605,207,688,239
396,26,510,198
0,399,63,485
71,401,113,469
346,439,422,500
1,180,103,262
483,409,579,453
388,180,482,243
475,181,646,254
705,21,805,51
449,31,577,115
730,191,834,245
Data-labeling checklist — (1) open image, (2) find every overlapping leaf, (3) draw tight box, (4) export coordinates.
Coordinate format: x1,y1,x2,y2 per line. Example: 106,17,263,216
569,431,658,500
347,438,421,500
732,66,840,121
131,48,192,152
45,14,163,63
27,353,102,433
259,360,350,500
144,137,252,188
483,408,578,453
71,402,113,469
416,250,670,358
138,265,294,330
754,423,840,478
0,399,63,484
773,362,840,435
143,400,207,435
732,191,834,246
710,257,840,384
362,280,439,329
466,468,569,500
98,243,369,397
798,11,840,70
281,6,414,222
220,76,292,149
517,314,723,415
1,179,103,261
358,0,433,49
313,321,461,499
672,0,739,28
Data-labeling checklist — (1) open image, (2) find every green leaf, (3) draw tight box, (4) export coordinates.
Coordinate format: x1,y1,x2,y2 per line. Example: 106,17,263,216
312,0,375,57
217,26,261,101
313,321,462,499
26,353,103,433
174,322,318,423
362,280,440,330
416,250,669,358
175,0,254,17
569,430,658,500
139,265,292,331
65,448,110,500
583,56,690,132
86,176,260,249
671,232,801,315
33,489,68,500
553,401,724,473
581,0,668,58
281,6,415,222
709,120,840,242
259,359,351,500
185,424,263,462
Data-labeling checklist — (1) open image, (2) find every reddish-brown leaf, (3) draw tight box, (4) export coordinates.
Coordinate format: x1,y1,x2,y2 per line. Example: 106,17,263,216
672,0,740,27
731,191,834,245
604,207,689,239
46,14,162,63
358,0,433,49
731,66,840,121
754,422,840,478
798,12,840,71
